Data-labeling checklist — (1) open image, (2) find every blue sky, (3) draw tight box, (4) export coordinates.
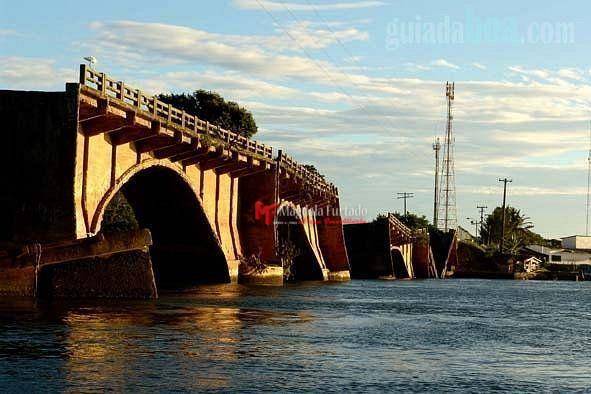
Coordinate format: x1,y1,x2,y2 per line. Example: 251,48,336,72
1,0,590,238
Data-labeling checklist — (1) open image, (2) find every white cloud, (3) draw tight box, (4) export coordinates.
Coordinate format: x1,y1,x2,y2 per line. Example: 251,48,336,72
88,20,367,56
471,62,487,70
232,0,386,11
465,185,588,197
139,70,298,99
0,57,75,89
85,20,369,86
0,29,18,37
76,20,591,236
344,56,363,63
508,65,551,80
431,59,460,70
557,68,584,81
404,62,431,72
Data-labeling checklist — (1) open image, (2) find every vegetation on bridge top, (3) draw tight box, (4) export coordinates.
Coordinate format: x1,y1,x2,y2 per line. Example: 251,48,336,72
158,91,258,139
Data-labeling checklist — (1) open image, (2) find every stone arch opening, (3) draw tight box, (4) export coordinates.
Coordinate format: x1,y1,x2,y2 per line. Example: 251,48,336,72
391,248,410,279
276,204,324,281
101,166,229,289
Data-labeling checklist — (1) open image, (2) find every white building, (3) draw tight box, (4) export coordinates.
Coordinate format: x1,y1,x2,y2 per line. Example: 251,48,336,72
525,245,591,265
524,257,542,273
561,235,591,250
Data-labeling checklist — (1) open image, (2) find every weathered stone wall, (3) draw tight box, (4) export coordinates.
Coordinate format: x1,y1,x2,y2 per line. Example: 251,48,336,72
344,222,392,278
0,86,79,244
238,171,277,263
37,250,157,298
412,238,432,279
0,266,36,297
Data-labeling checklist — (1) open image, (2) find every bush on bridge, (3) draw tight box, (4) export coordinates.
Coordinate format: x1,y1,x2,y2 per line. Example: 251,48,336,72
158,90,258,138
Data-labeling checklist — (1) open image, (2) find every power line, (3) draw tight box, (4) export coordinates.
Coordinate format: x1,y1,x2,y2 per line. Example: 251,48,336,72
303,0,361,63
279,1,364,94
254,0,360,105
263,0,409,125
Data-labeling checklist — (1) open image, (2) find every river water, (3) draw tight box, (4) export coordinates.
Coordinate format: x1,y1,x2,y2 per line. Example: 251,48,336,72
1,279,590,392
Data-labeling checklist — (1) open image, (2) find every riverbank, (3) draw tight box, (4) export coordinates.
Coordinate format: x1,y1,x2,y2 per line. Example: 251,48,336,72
454,240,590,281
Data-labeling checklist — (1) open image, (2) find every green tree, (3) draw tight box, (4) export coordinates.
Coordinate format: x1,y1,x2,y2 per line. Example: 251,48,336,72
101,192,139,234
480,206,552,254
159,90,258,138
373,212,431,230
393,212,431,230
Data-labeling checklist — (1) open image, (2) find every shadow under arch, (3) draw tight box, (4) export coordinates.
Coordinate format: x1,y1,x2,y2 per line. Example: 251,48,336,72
101,165,229,289
391,247,410,279
276,202,324,281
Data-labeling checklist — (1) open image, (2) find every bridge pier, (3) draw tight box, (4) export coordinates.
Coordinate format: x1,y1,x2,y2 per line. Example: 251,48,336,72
0,230,157,298
344,214,415,280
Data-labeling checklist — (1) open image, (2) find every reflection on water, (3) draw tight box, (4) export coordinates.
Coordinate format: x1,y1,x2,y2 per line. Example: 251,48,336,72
1,280,591,392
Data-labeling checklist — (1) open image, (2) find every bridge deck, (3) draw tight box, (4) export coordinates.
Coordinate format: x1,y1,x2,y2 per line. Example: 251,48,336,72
79,65,338,202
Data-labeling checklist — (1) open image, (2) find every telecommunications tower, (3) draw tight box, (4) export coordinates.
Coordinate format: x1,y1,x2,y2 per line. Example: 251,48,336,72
433,138,441,227
587,121,591,235
437,82,457,232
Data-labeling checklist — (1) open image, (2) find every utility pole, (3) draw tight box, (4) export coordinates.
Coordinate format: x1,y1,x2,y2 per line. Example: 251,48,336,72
477,205,488,243
433,138,441,226
498,178,513,254
397,192,415,217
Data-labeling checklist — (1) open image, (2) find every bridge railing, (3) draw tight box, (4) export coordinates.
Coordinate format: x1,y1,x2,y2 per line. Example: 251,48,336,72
80,65,338,199
79,64,274,160
278,152,338,198
387,213,413,244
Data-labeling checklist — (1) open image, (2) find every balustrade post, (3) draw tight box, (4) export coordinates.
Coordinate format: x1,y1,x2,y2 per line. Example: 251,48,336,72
79,64,87,85
100,72,106,94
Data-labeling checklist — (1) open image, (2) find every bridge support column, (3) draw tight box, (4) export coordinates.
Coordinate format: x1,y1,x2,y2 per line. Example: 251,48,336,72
317,202,351,280
238,171,277,264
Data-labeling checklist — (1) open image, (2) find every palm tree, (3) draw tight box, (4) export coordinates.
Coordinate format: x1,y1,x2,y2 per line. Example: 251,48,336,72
480,206,535,254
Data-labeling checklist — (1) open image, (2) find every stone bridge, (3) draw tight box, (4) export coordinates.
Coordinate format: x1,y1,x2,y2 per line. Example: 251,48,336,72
387,213,414,279
0,65,350,292
344,213,414,279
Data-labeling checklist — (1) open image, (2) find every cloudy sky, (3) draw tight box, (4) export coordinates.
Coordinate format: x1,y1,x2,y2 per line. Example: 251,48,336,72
1,0,590,238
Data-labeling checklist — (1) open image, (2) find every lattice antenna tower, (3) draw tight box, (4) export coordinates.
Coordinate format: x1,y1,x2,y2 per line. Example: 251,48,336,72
587,121,591,235
437,82,457,232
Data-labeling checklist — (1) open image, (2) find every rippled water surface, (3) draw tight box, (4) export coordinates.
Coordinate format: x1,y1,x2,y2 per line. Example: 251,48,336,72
1,279,591,392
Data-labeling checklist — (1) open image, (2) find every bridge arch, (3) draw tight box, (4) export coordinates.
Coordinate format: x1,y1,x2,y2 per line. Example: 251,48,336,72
391,245,412,279
96,161,229,288
276,201,325,281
